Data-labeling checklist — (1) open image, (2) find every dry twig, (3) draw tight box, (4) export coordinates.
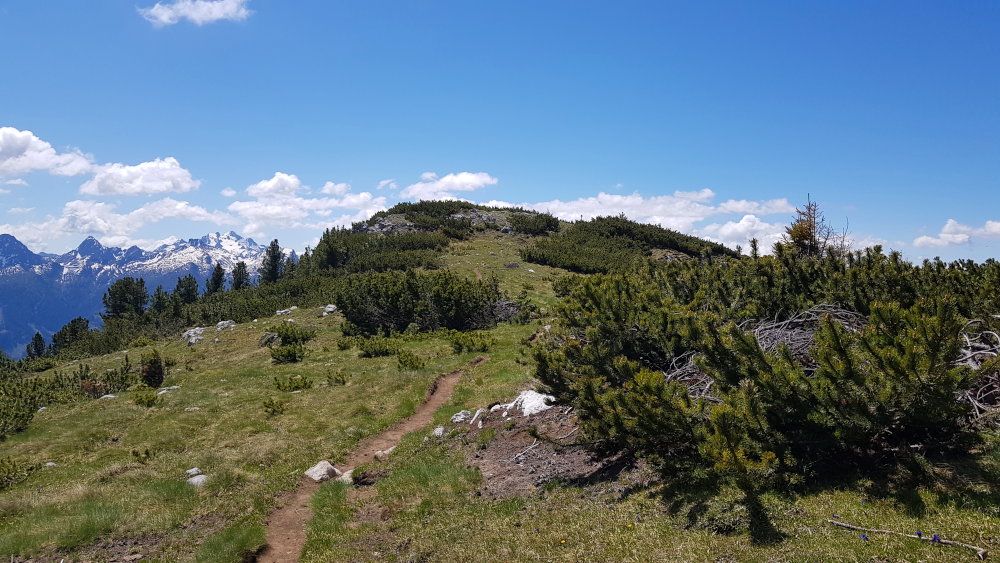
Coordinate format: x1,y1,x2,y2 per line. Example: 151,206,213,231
827,519,988,560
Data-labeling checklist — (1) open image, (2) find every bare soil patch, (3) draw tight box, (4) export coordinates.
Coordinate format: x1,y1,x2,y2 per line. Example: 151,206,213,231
460,403,626,499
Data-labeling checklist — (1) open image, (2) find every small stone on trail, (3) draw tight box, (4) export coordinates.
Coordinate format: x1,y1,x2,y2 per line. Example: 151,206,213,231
451,410,474,423
186,467,202,476
187,474,208,486
432,426,445,438
337,469,354,484
304,460,342,482
375,446,396,461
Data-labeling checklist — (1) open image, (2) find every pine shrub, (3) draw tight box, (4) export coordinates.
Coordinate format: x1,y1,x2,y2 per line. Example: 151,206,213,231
140,350,165,388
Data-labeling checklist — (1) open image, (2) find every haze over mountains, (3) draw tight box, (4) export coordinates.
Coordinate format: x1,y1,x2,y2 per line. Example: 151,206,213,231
0,231,275,357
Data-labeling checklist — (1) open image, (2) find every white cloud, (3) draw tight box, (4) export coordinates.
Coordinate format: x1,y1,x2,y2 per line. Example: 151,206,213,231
80,157,201,196
221,187,237,197
3,179,28,186
246,172,303,197
229,172,386,237
0,198,233,250
376,179,397,190
697,214,786,251
913,219,974,248
400,171,498,200
673,188,715,202
717,198,796,215
7,207,33,215
0,127,93,178
139,0,251,27
320,181,351,196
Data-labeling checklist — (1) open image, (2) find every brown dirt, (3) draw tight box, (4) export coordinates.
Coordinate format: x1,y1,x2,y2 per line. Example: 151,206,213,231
256,358,484,562
460,404,627,499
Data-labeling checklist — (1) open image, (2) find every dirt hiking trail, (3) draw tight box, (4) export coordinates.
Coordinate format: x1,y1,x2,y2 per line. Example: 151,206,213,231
257,357,486,562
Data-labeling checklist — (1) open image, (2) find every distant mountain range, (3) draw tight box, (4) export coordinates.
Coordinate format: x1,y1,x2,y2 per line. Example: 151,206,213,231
0,232,279,357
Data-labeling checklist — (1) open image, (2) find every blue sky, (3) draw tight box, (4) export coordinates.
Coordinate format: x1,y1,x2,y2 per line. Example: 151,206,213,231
1,0,998,259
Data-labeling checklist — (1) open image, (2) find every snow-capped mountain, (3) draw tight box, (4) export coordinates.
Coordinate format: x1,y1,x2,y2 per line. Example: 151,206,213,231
0,231,285,357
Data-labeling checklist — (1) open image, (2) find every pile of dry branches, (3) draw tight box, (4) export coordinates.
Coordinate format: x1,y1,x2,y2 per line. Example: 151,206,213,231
955,319,1000,419
662,305,1000,420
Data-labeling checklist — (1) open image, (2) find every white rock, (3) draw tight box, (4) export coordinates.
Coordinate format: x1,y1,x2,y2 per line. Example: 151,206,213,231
157,389,170,395
304,460,341,482
451,410,474,424
528,268,535,273
469,408,485,426
37,406,47,413
374,446,396,461
45,462,57,467
337,469,354,484
284,319,296,323
253,319,259,323
186,467,202,476
187,336,203,346
213,338,221,343
322,304,338,316
276,307,298,316
216,320,236,332
181,327,205,340
184,407,201,412
99,394,116,399
498,390,555,417
187,474,208,486
431,426,445,438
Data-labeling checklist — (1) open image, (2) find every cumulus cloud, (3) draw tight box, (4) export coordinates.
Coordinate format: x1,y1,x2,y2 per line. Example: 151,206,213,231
320,181,350,196
376,179,397,190
3,179,28,186
139,0,251,27
221,187,237,197
228,172,386,237
697,215,787,251
400,171,498,200
913,219,975,248
80,157,201,196
7,207,33,215
0,127,93,178
0,198,234,250
245,172,303,198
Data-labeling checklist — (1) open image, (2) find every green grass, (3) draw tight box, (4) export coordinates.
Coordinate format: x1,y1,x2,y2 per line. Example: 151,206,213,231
0,296,529,558
300,426,1000,562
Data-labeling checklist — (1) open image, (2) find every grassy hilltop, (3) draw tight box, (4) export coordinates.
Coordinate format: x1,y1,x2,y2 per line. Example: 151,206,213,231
2,203,1000,562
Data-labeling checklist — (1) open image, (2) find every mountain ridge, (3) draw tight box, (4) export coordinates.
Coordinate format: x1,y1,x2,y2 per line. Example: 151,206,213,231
0,231,280,357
